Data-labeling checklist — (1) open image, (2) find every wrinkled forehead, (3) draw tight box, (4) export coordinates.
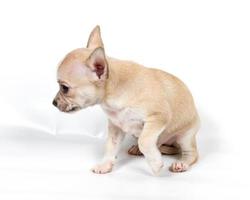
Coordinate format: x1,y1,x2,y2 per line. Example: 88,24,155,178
57,51,92,86
57,63,84,85
62,48,92,64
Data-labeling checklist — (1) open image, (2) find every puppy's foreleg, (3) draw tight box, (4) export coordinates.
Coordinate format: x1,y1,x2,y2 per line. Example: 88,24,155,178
138,115,167,175
92,121,125,174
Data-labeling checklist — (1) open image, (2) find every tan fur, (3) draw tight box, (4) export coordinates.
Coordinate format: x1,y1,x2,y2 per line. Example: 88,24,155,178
53,26,200,175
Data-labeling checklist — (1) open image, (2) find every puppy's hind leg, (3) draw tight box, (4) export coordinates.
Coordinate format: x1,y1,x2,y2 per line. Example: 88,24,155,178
170,122,199,173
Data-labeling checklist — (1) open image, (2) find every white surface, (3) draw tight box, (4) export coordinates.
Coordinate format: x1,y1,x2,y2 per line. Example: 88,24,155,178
0,0,250,199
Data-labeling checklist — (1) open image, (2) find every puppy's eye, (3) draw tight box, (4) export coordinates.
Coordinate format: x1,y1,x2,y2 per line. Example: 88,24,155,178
60,84,69,94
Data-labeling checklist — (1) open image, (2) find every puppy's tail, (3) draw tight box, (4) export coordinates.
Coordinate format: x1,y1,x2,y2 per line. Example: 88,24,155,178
159,144,180,155
128,144,180,156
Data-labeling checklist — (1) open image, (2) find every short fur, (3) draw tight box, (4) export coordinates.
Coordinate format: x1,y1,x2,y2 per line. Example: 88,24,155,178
53,26,200,175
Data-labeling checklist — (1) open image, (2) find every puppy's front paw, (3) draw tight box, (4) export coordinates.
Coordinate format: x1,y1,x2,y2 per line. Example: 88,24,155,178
170,162,189,173
91,161,113,174
150,161,164,176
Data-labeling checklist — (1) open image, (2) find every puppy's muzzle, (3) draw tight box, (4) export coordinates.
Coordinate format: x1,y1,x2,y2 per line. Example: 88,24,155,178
52,98,80,113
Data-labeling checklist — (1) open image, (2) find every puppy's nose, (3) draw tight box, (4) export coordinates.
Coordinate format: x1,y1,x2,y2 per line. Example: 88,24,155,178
52,100,58,107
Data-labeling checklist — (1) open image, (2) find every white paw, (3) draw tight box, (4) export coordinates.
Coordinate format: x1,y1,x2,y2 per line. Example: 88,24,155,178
170,162,189,172
91,161,113,174
151,161,164,176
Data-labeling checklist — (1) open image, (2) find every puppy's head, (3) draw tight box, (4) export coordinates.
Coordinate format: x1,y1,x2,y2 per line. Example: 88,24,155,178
53,26,108,113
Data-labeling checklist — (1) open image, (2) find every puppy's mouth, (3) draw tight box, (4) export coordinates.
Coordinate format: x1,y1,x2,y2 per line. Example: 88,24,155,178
66,106,81,113
57,104,81,113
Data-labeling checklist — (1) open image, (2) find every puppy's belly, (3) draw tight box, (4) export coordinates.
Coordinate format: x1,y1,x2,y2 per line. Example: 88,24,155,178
110,116,144,137
120,120,143,137
104,107,144,137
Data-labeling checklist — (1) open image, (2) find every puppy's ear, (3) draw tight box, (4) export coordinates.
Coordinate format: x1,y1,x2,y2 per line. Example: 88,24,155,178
86,47,108,80
86,25,104,49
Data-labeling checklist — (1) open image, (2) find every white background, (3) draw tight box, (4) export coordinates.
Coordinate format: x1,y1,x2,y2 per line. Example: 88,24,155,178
0,0,250,199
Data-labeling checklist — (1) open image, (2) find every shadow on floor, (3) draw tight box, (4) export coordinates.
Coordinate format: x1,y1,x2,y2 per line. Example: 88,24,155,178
0,110,220,173
197,110,221,161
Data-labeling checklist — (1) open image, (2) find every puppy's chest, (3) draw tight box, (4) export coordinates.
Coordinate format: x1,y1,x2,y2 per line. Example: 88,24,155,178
102,105,144,136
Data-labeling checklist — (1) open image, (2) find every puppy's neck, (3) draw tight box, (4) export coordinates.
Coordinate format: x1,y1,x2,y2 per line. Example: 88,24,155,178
103,59,119,97
101,58,128,105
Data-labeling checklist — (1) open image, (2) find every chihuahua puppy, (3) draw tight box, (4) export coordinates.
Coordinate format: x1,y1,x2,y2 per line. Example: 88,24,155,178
53,26,200,175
